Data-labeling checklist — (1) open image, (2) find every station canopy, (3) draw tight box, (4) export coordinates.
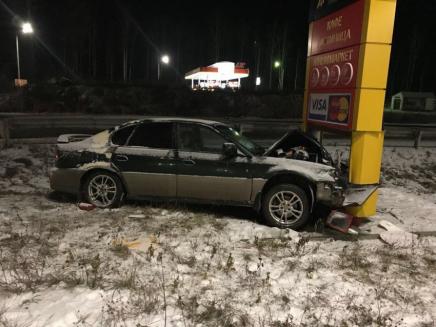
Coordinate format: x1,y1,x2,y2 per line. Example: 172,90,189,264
185,61,249,89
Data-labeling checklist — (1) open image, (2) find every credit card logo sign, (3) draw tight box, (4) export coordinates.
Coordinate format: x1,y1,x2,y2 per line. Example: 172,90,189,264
328,95,350,123
308,93,351,126
309,94,329,120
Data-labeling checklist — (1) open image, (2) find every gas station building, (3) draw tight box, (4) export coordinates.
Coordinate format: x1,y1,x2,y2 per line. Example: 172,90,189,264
185,61,249,90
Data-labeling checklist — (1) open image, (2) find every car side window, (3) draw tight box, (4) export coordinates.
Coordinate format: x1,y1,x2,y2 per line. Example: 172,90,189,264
111,125,136,145
178,124,226,153
128,122,173,149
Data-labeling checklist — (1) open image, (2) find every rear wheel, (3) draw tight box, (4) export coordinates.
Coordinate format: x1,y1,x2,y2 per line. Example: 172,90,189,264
84,171,123,208
262,184,310,229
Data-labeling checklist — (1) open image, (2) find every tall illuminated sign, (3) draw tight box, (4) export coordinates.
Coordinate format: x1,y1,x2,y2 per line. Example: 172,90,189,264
304,0,397,216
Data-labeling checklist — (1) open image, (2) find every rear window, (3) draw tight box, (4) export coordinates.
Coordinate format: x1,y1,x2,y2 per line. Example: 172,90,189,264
128,122,173,149
111,125,136,145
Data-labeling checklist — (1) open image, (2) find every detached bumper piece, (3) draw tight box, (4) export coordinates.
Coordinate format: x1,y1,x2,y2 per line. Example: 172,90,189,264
325,185,379,234
342,184,378,207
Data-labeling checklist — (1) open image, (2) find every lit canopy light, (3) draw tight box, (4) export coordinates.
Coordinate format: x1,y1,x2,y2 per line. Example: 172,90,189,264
274,61,281,68
161,55,170,64
21,22,33,34
185,61,249,90
255,77,261,86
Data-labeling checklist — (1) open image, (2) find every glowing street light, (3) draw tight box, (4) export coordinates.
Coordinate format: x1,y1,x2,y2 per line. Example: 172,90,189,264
274,60,281,68
158,54,170,81
16,22,34,82
161,55,170,64
21,22,33,34
255,77,261,86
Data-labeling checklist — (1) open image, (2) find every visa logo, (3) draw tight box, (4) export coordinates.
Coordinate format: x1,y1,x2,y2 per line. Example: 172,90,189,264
311,98,327,112
309,94,329,120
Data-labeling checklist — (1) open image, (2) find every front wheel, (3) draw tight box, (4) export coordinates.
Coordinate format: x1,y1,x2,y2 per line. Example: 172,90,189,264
84,171,123,208
262,184,310,229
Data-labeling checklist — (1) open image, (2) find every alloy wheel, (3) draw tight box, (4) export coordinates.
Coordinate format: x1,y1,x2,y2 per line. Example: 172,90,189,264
87,174,118,207
268,191,304,225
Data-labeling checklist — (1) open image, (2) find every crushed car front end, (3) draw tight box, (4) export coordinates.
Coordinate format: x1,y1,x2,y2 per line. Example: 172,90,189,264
315,178,345,208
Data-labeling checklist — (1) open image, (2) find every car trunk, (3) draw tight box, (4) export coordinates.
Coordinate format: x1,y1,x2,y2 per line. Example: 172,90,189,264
57,134,93,144
55,131,112,167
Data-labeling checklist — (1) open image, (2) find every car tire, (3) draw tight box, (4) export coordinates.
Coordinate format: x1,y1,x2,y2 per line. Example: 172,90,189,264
262,184,310,229
83,171,124,208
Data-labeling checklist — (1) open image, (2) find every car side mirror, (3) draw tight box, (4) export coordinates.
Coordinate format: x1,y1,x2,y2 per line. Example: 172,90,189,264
222,142,238,158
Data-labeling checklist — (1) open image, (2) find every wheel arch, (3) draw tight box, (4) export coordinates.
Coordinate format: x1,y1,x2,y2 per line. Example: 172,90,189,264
79,168,128,195
255,172,316,212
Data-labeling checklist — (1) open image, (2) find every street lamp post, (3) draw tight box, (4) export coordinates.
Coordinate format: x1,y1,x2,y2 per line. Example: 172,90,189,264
157,54,170,81
15,22,33,82
274,60,284,90
15,34,21,80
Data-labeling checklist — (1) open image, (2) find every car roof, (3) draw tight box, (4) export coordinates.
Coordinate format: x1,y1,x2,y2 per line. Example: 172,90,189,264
120,117,226,127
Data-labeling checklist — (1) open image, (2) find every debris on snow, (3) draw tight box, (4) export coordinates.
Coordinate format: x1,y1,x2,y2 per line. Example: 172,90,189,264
326,210,355,234
378,220,419,248
78,202,96,211
128,214,146,219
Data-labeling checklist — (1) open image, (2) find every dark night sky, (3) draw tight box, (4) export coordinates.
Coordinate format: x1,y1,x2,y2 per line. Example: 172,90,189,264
0,0,435,95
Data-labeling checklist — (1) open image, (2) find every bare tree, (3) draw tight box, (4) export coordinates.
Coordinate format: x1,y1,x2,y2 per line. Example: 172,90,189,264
278,22,288,91
294,49,301,91
213,13,221,62
268,21,278,89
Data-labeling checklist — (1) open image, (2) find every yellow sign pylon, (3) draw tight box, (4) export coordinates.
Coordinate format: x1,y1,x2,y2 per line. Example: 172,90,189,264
303,0,397,218
347,0,396,217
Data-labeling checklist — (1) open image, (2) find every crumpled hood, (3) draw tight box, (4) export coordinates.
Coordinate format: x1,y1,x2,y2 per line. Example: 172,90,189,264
254,156,337,183
263,129,333,165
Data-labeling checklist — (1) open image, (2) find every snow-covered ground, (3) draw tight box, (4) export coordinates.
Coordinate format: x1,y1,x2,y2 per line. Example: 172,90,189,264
0,144,435,326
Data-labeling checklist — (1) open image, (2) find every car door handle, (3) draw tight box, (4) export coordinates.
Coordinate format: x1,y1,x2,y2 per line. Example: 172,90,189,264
115,154,129,162
182,159,196,165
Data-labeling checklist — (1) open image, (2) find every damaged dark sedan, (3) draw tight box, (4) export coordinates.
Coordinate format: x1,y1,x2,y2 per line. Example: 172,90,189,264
50,118,344,229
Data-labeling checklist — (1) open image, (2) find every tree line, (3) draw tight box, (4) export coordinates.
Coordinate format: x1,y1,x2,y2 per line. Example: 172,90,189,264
0,0,435,95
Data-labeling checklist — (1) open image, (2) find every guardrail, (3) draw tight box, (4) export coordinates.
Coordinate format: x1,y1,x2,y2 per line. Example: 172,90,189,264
1,113,436,148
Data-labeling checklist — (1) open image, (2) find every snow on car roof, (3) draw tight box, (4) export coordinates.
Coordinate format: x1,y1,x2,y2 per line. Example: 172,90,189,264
119,117,226,127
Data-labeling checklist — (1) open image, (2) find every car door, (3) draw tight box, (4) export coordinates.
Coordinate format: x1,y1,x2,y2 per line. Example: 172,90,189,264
112,122,177,197
176,122,252,203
